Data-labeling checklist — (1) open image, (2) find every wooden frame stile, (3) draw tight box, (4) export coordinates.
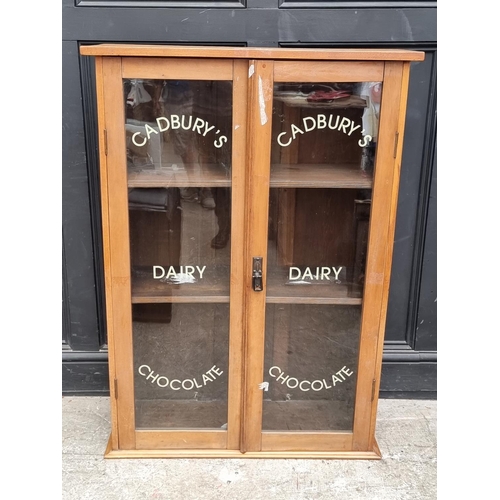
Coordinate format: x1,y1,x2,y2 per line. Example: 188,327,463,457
365,61,411,452
101,56,137,453
242,59,275,454
95,56,120,453
226,59,248,452
351,61,408,454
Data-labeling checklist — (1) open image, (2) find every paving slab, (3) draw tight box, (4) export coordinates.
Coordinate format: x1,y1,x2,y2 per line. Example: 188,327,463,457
62,396,436,500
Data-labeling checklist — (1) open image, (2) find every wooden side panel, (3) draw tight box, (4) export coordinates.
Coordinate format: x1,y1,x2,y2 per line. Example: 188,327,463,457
368,62,412,443
352,62,405,451
241,60,274,453
95,56,119,450
102,57,136,450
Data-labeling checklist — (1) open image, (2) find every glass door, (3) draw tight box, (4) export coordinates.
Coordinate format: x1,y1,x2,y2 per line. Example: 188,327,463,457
101,57,248,451
243,59,404,453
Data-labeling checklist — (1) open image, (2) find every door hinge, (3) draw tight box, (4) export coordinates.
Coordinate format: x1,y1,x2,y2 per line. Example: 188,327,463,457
104,129,108,156
113,378,118,399
393,131,399,158
371,379,377,402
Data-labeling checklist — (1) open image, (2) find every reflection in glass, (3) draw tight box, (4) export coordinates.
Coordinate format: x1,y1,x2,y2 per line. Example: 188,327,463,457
133,304,229,430
125,79,233,254
263,305,360,431
263,81,382,431
123,79,233,429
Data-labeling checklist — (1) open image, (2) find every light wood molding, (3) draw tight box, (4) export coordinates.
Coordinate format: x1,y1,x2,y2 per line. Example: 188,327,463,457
81,44,425,62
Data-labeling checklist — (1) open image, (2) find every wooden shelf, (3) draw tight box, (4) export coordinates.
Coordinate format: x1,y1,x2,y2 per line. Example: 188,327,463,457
128,163,231,188
266,269,362,305
270,163,372,189
127,163,371,189
131,267,230,303
131,266,361,305
274,94,367,109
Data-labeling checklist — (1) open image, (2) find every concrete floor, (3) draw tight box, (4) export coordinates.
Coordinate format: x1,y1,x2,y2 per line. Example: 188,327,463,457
62,396,436,499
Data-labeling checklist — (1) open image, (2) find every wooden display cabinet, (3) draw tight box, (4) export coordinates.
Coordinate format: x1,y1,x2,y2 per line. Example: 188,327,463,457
80,44,424,459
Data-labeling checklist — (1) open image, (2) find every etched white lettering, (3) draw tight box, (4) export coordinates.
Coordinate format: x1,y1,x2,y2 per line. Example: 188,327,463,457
132,132,147,147
145,124,159,139
181,115,192,130
328,115,340,130
146,371,159,383
317,114,327,129
170,379,181,390
196,266,206,279
332,266,342,280
166,266,177,279
338,117,351,134
170,115,181,130
289,267,301,280
137,364,225,391
311,380,323,391
321,267,331,280
277,132,292,147
153,266,165,279
303,116,316,132
203,122,215,137
358,134,372,147
302,268,313,280
291,124,304,140
348,122,361,136
299,380,311,391
192,117,205,134
156,117,170,132
182,379,194,390
212,366,223,376
265,365,355,392
139,365,150,376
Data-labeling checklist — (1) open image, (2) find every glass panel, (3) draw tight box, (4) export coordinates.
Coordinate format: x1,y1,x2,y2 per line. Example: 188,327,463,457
124,78,233,429
133,304,229,430
263,304,360,431
263,81,382,431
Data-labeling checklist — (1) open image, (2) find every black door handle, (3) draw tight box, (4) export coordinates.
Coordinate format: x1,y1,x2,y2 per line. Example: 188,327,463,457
252,257,263,292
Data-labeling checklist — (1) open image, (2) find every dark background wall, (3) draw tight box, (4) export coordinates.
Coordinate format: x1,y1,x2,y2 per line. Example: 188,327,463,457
62,0,437,398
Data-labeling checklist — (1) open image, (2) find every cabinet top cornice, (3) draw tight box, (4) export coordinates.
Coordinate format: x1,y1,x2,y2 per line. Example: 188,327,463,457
79,44,425,62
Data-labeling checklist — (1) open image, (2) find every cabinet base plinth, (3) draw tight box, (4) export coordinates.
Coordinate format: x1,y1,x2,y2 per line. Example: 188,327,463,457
104,434,382,460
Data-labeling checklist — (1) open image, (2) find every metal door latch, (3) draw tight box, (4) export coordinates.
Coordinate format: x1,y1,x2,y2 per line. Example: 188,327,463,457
252,257,263,291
